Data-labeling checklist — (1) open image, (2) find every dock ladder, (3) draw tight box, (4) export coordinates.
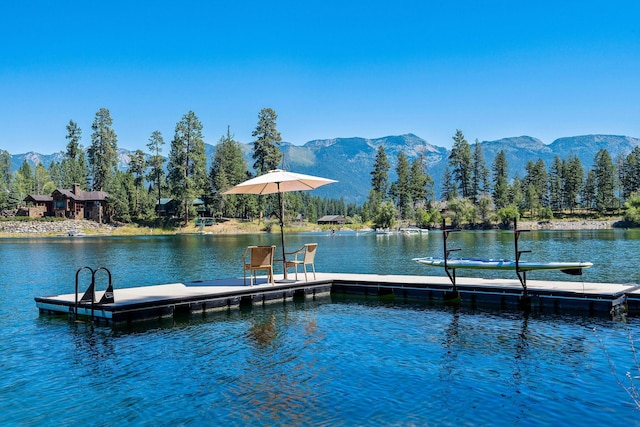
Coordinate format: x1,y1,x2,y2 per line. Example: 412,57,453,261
73,267,114,322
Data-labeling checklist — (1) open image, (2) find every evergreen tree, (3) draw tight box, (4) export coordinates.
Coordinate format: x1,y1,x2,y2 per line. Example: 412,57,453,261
167,111,207,224
471,139,490,204
48,160,64,188
0,150,11,209
146,130,166,215
522,158,549,213
252,107,282,175
449,129,473,198
392,151,412,220
370,145,390,196
509,174,525,212
492,150,509,210
210,127,249,218
549,155,564,211
441,163,458,201
564,154,584,213
621,146,640,200
367,145,390,218
108,170,135,222
581,169,597,211
409,156,432,209
593,148,617,213
128,149,147,217
62,120,88,189
88,108,118,191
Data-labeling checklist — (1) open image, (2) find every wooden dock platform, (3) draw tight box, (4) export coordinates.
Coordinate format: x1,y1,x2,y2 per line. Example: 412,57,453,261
35,272,640,325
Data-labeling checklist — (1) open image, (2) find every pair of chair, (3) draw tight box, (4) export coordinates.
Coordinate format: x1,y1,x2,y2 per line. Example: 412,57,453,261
242,243,317,285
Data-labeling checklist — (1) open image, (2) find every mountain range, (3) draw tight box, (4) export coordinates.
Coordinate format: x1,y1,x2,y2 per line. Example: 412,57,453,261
7,134,640,203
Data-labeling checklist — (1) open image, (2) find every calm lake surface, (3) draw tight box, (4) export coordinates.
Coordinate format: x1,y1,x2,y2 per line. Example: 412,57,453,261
2,229,640,425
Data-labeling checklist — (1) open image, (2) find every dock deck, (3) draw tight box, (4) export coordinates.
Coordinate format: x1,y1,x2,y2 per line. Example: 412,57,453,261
35,272,640,325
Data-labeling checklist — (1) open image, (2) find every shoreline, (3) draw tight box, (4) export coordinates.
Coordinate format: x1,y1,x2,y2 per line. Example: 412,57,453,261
515,219,621,230
0,218,276,237
0,217,629,238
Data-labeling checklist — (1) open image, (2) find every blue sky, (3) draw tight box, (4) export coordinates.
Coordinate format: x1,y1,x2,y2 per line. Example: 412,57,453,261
1,1,639,155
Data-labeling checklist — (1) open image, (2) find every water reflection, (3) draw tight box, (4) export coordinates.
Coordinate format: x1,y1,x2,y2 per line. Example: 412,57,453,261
247,313,278,346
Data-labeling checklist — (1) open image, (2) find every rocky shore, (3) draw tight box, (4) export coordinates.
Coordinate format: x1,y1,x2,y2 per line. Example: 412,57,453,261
0,219,115,236
516,219,620,230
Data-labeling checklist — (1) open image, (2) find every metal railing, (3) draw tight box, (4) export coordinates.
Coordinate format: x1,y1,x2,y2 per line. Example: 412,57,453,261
74,267,114,322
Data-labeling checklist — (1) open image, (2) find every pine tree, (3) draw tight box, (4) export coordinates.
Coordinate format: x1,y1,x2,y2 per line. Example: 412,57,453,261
449,129,472,198
128,149,147,217
409,156,432,209
367,145,391,219
441,163,458,201
146,130,166,214
370,145,390,196
581,170,597,211
621,146,640,200
522,158,549,213
492,150,509,210
210,127,249,218
88,108,118,191
0,150,11,205
62,120,88,189
167,111,207,224
471,139,490,204
593,148,617,213
564,153,584,213
392,151,412,220
549,155,564,211
252,108,282,175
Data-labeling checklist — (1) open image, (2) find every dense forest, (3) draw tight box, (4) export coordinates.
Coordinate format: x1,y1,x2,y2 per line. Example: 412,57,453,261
1,108,640,229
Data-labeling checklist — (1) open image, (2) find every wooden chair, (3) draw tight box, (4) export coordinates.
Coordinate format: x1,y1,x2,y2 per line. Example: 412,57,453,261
284,243,317,281
242,245,276,286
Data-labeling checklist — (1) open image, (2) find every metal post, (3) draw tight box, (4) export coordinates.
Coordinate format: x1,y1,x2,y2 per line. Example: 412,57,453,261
514,217,531,296
277,183,288,280
442,218,461,293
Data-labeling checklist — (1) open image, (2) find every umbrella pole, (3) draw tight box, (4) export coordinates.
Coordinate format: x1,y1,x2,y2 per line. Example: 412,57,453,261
278,185,288,280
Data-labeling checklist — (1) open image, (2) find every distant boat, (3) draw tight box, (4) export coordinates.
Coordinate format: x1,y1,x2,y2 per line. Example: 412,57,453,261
413,257,593,275
375,228,394,235
67,231,86,237
400,227,428,235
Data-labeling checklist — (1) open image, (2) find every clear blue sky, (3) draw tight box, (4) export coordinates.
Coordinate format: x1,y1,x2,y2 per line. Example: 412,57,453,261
1,1,639,155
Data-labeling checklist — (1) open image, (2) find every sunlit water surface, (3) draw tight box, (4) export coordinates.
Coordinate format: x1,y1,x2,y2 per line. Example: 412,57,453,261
2,229,640,425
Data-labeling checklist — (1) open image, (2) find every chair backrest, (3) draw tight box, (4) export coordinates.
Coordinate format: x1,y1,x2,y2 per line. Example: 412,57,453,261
303,243,317,263
251,245,275,267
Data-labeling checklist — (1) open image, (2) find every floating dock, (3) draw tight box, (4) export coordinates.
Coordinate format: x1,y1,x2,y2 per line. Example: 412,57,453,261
35,272,640,325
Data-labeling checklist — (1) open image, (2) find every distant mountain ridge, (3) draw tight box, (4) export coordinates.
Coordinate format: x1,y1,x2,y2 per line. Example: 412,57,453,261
7,134,640,203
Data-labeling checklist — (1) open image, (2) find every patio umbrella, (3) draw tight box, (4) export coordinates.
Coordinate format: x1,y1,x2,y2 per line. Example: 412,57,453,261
223,169,337,281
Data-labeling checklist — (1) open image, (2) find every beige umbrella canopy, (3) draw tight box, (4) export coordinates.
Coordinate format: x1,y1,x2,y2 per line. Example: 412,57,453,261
223,169,337,280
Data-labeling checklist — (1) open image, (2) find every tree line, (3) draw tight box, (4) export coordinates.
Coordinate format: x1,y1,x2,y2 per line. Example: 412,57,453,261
2,115,640,228
0,107,353,226
365,129,640,229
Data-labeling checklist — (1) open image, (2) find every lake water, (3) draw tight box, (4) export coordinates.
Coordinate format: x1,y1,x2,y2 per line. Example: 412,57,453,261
2,229,640,425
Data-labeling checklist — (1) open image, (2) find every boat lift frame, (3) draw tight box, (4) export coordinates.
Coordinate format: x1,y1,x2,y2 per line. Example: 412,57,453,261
513,218,531,296
441,219,461,295
440,217,532,297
